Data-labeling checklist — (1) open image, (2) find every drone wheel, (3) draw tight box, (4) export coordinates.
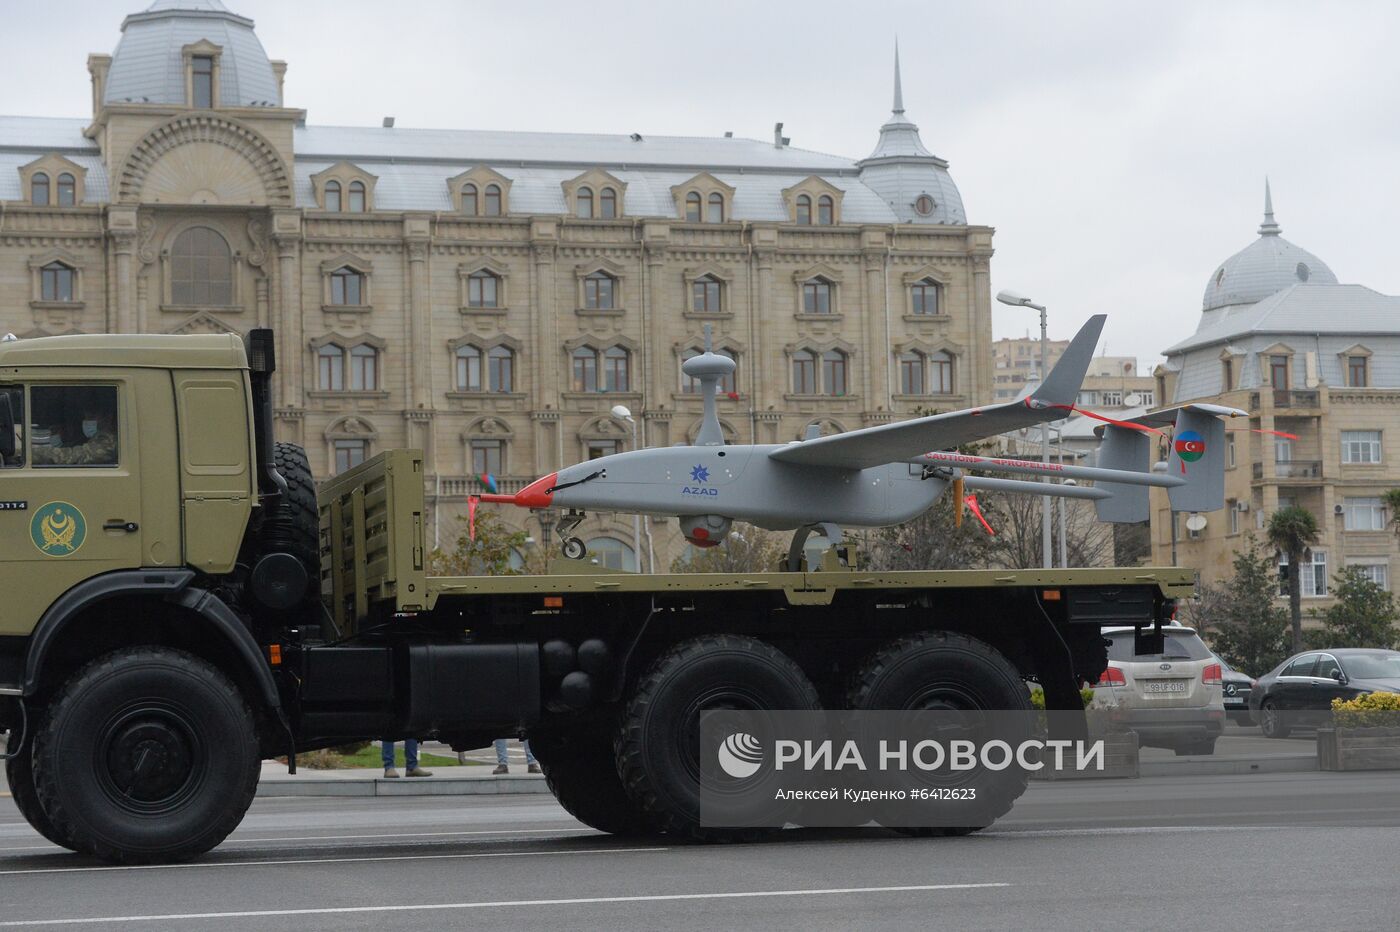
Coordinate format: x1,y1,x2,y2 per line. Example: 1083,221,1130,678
562,537,587,561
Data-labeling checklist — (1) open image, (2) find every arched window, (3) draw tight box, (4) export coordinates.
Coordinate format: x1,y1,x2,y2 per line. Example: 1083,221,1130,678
911,279,940,316
455,345,483,392
576,186,594,218
467,270,499,308
682,349,736,394
707,192,724,223
930,351,953,394
899,352,924,395
30,172,49,206
685,191,702,222
349,344,378,391
822,350,847,396
488,345,514,393
56,173,76,207
817,195,834,225
483,184,502,216
40,262,75,302
795,194,811,225
461,183,478,216
599,187,617,219
584,271,615,310
171,226,233,306
330,266,365,306
324,180,341,212
317,344,345,391
692,274,722,313
471,438,505,476
802,278,832,314
603,345,630,392
572,347,598,392
347,181,366,213
792,350,816,394
586,536,637,572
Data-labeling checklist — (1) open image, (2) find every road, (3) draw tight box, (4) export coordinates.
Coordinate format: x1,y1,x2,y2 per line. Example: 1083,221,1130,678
2,769,1398,930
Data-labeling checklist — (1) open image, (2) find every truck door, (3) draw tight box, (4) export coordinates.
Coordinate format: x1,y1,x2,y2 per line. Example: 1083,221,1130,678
0,374,147,636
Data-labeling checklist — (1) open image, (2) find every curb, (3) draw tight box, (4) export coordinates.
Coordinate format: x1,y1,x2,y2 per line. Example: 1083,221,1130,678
1139,753,1317,778
255,775,550,798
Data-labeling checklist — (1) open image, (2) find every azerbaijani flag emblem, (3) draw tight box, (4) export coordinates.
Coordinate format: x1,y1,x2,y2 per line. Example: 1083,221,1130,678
1174,431,1206,472
477,473,499,494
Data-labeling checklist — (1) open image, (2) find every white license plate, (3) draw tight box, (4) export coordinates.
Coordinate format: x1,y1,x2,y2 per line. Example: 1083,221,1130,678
1143,680,1188,694
1224,696,1245,705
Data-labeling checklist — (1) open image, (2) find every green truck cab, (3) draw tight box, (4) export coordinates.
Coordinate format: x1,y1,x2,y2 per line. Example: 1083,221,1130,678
0,329,1192,864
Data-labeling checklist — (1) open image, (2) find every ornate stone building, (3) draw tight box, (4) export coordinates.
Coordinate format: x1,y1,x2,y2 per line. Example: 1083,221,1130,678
0,1,995,569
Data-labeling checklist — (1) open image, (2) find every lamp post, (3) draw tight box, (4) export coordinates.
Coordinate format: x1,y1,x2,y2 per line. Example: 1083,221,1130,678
997,289,1052,569
610,404,651,572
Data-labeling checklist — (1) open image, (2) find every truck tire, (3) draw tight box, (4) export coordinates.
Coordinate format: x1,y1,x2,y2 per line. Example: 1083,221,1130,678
617,634,821,841
532,724,655,837
31,647,260,864
848,631,1032,837
5,743,76,850
261,442,320,605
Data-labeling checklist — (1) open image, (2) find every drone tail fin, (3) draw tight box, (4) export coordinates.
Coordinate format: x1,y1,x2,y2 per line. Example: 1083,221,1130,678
1166,407,1226,513
1093,424,1152,523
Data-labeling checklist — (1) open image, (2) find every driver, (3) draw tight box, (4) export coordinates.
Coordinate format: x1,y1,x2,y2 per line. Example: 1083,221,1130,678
33,389,118,466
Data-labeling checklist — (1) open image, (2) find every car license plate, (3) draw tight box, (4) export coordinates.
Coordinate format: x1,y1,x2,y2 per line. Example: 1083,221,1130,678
1224,696,1244,705
1143,680,1188,694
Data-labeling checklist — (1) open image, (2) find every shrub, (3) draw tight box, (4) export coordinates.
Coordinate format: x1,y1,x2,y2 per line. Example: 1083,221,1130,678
1332,691,1400,728
1028,687,1096,710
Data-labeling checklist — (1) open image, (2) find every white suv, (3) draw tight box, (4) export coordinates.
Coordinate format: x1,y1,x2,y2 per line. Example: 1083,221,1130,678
1092,625,1225,755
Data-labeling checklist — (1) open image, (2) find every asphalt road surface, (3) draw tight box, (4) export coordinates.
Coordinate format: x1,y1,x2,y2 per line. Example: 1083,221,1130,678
2,770,1398,931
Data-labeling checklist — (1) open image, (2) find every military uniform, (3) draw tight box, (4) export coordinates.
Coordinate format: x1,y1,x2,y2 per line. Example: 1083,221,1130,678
32,429,117,466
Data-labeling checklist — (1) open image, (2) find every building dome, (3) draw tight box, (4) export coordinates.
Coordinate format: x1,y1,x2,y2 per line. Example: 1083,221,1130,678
105,0,279,107
1201,182,1337,311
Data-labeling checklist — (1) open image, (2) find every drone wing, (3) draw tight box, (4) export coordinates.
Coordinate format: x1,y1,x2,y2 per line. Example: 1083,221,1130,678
768,314,1106,471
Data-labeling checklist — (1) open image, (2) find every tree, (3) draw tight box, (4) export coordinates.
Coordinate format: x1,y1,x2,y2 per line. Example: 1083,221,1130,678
430,507,529,576
1203,534,1290,676
1266,506,1320,653
671,523,783,574
865,491,1002,571
989,492,1114,569
1307,566,1400,650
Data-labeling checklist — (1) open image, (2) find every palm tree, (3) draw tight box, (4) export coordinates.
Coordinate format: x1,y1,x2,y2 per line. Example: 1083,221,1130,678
1267,506,1320,652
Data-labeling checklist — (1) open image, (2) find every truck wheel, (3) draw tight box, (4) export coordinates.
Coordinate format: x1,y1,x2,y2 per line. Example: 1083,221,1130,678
5,743,76,850
263,442,320,603
532,725,655,836
32,648,260,864
617,634,821,842
848,631,1032,837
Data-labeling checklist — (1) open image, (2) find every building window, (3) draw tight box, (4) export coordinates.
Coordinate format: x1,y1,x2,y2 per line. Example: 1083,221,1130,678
349,344,378,391
584,271,616,310
1342,430,1382,464
685,191,701,222
599,187,617,219
318,345,345,391
1279,550,1328,598
1269,355,1289,391
1101,391,1122,407
792,350,816,394
488,345,514,392
1227,434,1236,468
576,187,594,219
1274,436,1292,463
822,350,848,396
587,440,620,460
707,192,724,223
817,195,834,225
347,181,366,213
40,262,75,302
30,172,49,206
1350,561,1389,591
192,55,214,108
603,345,630,392
572,347,597,392
324,180,341,212
692,275,722,313
899,352,924,395
682,349,736,394
171,226,233,306
587,536,636,571
914,194,934,216
461,183,478,215
483,184,502,216
56,173,75,207
467,270,499,308
1222,358,1233,390
334,439,367,474
1347,356,1368,387
802,278,832,314
453,344,512,393
795,194,811,225
1140,390,1154,406
929,350,953,394
471,439,504,475
456,345,482,392
1228,504,1240,535
330,266,365,306
1343,497,1385,531
910,279,940,316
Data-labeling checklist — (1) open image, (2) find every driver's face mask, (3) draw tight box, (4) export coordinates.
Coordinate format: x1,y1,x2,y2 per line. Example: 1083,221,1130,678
82,419,99,439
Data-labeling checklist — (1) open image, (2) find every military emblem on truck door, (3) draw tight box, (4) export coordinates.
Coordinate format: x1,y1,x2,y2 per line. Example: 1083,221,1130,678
30,501,86,557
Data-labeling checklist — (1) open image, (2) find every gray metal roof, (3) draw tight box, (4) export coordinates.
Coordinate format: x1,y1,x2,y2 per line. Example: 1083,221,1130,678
1200,183,1336,311
0,116,96,154
1167,284,1400,354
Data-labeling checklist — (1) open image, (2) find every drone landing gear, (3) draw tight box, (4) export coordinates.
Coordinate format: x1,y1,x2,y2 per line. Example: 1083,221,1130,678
556,511,588,560
786,522,844,572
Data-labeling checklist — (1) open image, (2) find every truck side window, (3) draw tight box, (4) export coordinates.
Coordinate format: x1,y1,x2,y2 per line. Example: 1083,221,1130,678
0,385,22,467
30,385,119,468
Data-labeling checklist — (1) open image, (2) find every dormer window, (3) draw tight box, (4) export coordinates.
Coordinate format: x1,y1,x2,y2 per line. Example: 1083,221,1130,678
192,55,214,108
707,192,724,223
462,184,478,215
484,184,502,216
796,195,811,225
1348,355,1368,387
56,173,75,207
599,187,617,219
686,192,701,222
313,163,377,213
576,187,594,218
817,195,834,225
347,181,366,213
324,180,341,212
30,172,48,206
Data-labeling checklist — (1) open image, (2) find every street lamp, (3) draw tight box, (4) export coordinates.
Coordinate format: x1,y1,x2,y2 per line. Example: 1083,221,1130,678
996,289,1052,569
610,404,652,572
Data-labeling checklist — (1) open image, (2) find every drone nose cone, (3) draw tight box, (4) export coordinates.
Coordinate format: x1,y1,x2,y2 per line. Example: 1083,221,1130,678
513,472,557,508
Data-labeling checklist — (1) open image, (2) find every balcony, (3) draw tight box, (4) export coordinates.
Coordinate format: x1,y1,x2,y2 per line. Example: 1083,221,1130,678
1272,389,1320,409
1253,460,1323,480
434,475,533,500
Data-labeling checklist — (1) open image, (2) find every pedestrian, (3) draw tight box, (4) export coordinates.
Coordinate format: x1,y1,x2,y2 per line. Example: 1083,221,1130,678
382,738,433,778
493,737,540,775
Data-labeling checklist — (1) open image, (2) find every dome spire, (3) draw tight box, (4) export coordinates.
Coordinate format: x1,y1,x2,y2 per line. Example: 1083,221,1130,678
892,39,905,116
1259,177,1281,236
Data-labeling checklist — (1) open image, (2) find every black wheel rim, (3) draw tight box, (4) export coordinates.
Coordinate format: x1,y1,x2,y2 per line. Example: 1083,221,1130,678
675,685,767,786
94,700,205,814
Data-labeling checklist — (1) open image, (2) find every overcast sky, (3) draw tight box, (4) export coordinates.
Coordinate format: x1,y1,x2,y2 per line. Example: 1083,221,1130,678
5,0,1398,369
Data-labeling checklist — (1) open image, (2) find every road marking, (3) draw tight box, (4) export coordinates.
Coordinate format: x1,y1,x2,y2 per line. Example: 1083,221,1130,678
0,845,664,877
0,882,1011,926
0,826,601,854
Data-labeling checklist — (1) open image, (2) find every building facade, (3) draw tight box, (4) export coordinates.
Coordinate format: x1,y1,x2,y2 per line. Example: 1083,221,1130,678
993,335,1069,401
1151,184,1400,605
0,1,996,570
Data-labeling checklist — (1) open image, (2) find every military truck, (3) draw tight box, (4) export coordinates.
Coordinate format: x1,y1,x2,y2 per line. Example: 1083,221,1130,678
0,330,1189,863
